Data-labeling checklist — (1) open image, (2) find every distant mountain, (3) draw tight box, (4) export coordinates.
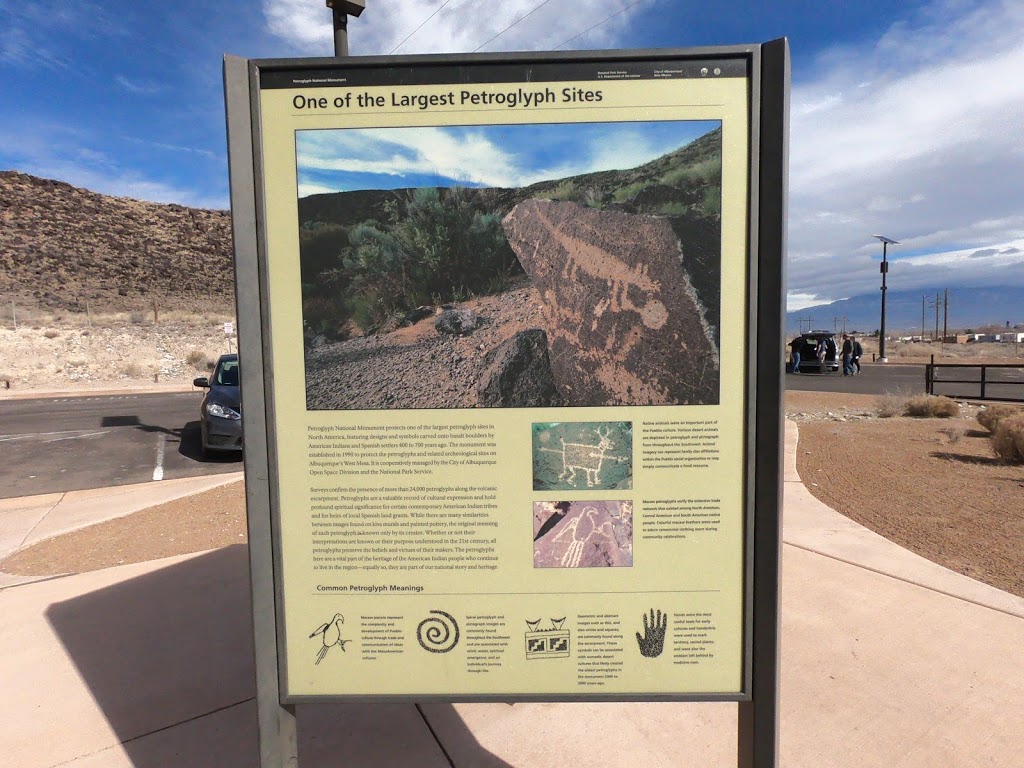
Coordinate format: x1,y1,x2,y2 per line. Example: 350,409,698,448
787,286,1024,336
0,171,233,313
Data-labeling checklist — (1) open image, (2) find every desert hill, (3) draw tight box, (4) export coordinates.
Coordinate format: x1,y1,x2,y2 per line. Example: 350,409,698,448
0,171,234,313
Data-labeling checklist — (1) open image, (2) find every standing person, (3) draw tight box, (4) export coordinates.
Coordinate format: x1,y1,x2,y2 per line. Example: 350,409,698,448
789,336,802,373
851,334,863,374
841,333,854,376
816,339,827,373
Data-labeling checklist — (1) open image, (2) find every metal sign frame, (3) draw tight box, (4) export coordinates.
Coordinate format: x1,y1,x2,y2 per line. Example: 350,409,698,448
224,39,787,767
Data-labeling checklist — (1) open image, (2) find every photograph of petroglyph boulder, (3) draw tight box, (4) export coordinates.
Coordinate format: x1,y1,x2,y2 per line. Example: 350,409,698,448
298,121,722,409
533,500,633,568
532,421,633,491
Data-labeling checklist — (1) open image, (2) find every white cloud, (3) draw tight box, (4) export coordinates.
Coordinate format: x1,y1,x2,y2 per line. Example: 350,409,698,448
788,0,1024,308
262,0,651,55
298,127,523,187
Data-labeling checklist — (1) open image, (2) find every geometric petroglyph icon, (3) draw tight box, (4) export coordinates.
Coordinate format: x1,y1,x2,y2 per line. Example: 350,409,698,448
525,617,570,659
417,610,460,653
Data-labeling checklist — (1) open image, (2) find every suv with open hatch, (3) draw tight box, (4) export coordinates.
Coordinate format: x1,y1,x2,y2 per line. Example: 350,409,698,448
788,331,839,373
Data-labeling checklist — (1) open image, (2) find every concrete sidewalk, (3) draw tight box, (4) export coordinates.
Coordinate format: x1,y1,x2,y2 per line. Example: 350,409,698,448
0,421,1022,767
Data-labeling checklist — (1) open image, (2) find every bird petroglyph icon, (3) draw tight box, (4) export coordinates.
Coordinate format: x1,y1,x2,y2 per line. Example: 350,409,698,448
553,505,614,568
539,425,626,487
310,613,350,665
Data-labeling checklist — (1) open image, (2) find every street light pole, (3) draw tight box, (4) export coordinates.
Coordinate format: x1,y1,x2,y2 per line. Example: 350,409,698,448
872,235,899,362
326,0,366,56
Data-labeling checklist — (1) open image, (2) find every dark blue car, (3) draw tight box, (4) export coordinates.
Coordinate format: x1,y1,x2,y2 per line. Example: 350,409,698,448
193,354,242,458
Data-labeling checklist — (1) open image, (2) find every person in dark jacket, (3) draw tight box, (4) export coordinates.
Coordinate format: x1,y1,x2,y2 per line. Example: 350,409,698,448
851,335,863,374
841,334,854,376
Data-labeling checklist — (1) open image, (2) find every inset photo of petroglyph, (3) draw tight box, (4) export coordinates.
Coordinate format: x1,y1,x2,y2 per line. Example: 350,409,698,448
532,421,632,491
297,121,722,409
533,500,633,568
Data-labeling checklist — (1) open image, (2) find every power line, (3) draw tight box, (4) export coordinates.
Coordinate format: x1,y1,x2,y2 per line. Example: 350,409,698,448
473,0,556,52
390,0,458,54
554,0,646,49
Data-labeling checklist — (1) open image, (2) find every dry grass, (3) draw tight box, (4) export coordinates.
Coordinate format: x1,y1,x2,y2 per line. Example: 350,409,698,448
2,307,235,330
992,414,1024,463
185,348,212,369
938,424,967,444
43,329,60,339
977,403,1021,432
875,386,915,418
904,394,960,418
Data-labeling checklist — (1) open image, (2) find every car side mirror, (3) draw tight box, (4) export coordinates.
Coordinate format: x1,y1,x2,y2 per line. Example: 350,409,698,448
193,377,211,388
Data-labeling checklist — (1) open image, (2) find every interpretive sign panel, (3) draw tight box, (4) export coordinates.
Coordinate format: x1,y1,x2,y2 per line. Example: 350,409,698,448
226,47,785,705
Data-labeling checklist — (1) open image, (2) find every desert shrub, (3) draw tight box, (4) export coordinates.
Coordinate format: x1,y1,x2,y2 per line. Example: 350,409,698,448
121,362,144,378
976,403,1020,433
904,394,959,418
341,187,518,329
991,413,1024,463
660,156,721,186
700,186,721,215
43,329,60,339
938,425,966,444
611,181,646,203
128,310,146,324
875,388,912,418
544,179,578,201
185,348,210,369
303,293,351,338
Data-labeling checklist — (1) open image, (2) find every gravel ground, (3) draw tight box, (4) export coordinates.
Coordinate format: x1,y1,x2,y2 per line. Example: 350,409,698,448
3,391,1022,599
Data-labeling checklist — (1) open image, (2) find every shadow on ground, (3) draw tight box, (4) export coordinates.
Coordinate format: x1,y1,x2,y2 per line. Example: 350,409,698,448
46,546,511,767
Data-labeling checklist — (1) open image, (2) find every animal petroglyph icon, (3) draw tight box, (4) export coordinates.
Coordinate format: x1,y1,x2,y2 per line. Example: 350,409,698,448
553,505,614,568
310,613,350,665
539,426,627,487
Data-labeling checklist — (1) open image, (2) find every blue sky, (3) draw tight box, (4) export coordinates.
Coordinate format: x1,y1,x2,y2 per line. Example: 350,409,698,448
2,0,1023,310
296,122,720,195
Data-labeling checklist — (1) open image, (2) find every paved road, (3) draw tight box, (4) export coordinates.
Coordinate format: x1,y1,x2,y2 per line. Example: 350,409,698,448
0,392,241,499
785,362,927,395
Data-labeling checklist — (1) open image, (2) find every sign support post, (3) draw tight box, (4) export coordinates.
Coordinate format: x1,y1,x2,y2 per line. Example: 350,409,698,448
737,36,788,768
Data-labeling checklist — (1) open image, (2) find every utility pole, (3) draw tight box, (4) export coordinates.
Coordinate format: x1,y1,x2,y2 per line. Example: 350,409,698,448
943,288,949,353
933,292,941,344
921,295,927,342
326,0,366,56
872,235,899,362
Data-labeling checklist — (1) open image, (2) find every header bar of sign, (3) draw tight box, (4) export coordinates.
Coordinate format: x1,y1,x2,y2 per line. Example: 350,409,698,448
259,57,749,90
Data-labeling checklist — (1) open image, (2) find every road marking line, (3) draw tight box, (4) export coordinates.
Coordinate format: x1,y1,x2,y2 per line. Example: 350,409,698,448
153,434,166,481
0,429,110,443
44,431,110,443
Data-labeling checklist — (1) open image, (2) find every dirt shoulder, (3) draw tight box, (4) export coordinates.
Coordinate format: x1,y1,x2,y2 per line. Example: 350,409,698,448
3,391,1022,600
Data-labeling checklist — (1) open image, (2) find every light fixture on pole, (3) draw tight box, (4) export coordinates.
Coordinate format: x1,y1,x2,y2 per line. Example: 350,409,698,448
872,235,899,362
326,0,366,57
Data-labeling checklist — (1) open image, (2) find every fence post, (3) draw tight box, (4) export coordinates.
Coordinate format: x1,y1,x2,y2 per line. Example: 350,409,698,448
926,355,933,395
11,301,16,331
980,365,986,400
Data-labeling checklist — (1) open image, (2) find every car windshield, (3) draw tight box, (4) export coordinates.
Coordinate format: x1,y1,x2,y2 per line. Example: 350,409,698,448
215,360,239,387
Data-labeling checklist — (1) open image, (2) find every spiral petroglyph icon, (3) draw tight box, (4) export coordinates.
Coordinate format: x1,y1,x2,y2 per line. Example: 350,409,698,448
417,610,460,653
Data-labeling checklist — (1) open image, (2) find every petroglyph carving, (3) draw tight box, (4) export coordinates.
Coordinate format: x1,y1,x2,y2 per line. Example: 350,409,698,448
539,425,626,488
503,199,719,405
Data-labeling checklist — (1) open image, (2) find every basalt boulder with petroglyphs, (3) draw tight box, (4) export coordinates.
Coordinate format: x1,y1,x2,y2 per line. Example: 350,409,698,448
502,199,719,406
477,329,566,408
